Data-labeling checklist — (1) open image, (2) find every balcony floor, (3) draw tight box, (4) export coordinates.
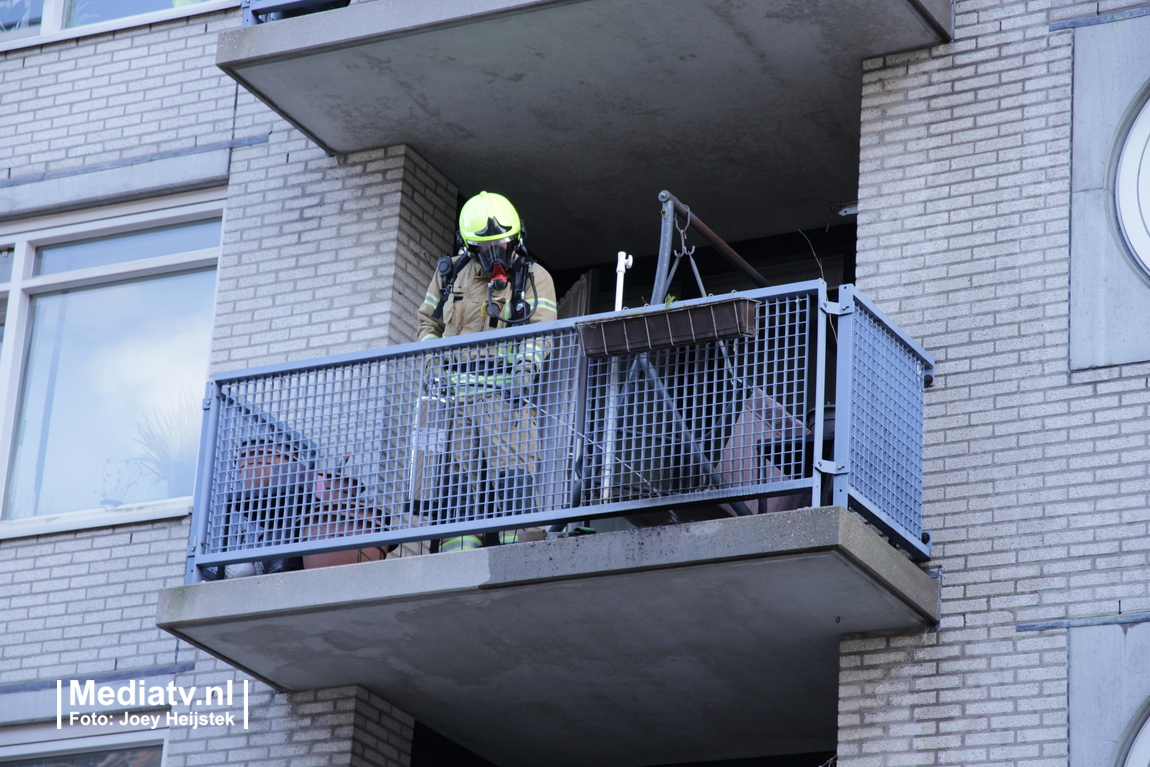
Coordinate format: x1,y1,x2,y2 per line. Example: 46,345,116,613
158,506,938,767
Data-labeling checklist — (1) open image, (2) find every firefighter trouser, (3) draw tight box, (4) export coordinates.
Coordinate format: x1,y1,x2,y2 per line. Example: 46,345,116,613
451,390,535,469
436,389,540,551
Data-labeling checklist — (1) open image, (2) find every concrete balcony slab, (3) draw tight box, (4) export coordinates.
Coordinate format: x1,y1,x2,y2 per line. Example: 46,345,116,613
215,0,952,266
157,506,938,767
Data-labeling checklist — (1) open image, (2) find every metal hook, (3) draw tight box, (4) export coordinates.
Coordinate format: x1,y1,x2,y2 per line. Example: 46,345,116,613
675,205,692,239
674,206,695,261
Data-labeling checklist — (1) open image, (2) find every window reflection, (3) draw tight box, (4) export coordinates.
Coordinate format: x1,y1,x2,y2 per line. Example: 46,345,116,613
36,219,221,276
5,270,216,518
0,744,163,767
0,298,7,363
65,0,206,27
0,0,43,35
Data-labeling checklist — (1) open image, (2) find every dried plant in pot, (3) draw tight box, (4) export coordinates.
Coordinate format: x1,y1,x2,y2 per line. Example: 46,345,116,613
134,389,200,498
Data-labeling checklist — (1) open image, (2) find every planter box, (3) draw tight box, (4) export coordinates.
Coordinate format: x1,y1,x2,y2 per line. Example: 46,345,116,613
575,297,759,357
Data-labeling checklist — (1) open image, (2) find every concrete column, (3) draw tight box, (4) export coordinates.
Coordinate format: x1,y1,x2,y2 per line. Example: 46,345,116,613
163,679,414,767
213,140,458,372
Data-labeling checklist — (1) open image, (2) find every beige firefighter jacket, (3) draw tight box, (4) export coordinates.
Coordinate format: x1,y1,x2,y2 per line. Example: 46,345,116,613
417,258,558,344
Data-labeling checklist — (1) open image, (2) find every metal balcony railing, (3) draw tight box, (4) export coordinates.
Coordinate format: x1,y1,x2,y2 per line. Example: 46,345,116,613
240,0,347,26
185,279,934,583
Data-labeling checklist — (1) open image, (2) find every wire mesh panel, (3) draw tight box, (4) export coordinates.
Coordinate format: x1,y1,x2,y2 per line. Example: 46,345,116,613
838,287,932,559
580,290,815,508
189,281,936,574
203,327,584,559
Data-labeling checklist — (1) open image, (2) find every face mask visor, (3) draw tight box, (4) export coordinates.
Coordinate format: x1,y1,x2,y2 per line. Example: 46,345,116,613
471,237,515,274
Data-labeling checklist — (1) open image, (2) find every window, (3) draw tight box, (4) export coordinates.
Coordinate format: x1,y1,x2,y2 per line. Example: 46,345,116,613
1068,14,1150,368
0,744,163,767
1125,710,1150,767
1116,94,1150,281
0,0,42,37
0,194,221,521
0,0,236,49
0,719,165,766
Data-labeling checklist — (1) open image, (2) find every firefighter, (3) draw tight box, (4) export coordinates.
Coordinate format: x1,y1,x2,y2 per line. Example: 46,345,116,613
413,192,557,552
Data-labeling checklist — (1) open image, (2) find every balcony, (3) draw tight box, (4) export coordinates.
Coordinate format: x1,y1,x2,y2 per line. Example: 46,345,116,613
161,507,937,767
215,0,953,267
181,277,932,576
157,274,937,766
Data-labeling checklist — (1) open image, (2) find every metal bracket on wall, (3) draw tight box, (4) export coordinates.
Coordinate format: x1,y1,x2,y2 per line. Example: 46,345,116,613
814,459,847,476
820,300,853,316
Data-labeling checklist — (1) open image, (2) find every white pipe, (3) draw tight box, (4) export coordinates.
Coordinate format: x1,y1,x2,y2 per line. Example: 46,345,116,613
602,252,633,503
614,251,633,311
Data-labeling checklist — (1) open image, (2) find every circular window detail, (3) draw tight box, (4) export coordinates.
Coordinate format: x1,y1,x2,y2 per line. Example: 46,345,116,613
1124,710,1150,767
1116,96,1150,278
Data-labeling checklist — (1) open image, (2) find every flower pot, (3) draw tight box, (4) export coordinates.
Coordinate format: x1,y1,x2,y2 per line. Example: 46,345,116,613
300,502,388,569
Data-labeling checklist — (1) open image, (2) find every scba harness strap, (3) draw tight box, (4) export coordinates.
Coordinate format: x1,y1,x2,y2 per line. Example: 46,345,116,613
430,246,470,321
431,245,540,327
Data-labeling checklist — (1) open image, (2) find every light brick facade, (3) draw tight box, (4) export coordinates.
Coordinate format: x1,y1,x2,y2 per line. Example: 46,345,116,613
2,0,1149,765
843,1,1150,765
0,13,238,180
214,137,456,370
0,6,441,764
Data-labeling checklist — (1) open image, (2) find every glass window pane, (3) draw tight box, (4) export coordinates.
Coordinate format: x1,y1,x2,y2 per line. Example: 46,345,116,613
0,745,163,767
65,0,207,27
0,248,12,283
36,219,221,276
0,298,8,363
0,0,43,36
5,270,216,519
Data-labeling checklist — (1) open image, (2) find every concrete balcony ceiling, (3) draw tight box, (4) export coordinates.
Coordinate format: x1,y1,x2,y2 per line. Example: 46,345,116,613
216,0,951,268
158,508,939,767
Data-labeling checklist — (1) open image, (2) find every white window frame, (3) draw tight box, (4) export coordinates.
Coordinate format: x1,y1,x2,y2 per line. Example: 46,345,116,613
1116,93,1150,281
0,0,241,55
1125,705,1150,767
0,188,224,540
0,717,166,764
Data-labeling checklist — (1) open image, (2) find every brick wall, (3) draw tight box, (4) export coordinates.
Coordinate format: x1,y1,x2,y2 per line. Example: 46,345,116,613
0,12,239,182
0,517,414,765
0,5,457,374
164,679,413,767
842,1,1150,764
0,519,189,683
211,136,457,372
0,7,433,764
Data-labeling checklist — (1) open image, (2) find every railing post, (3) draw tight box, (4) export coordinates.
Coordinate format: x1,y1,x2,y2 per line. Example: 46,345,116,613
598,356,622,503
186,380,222,584
568,352,591,509
810,282,830,507
831,285,856,509
652,192,677,304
